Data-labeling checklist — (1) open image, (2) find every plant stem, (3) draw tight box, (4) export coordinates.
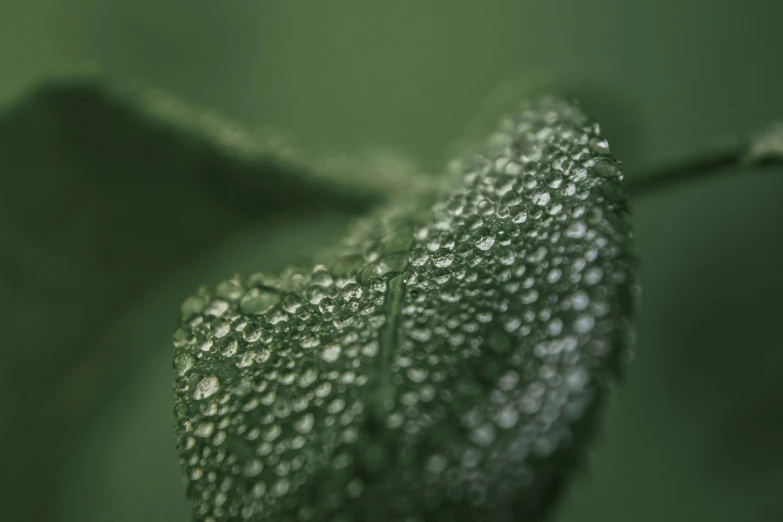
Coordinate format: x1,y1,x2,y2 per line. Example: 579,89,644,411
626,123,783,197
626,146,743,196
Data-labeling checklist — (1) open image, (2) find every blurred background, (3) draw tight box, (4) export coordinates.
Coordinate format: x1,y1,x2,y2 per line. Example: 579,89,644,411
1,1,782,520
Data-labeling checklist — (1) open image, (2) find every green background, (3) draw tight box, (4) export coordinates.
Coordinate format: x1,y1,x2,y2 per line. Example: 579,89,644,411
1,1,782,520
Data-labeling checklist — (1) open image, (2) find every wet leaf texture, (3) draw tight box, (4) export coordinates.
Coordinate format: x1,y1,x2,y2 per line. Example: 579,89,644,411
173,97,638,522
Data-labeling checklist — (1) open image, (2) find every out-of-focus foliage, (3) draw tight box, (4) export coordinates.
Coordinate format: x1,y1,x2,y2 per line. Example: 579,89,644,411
0,80,400,521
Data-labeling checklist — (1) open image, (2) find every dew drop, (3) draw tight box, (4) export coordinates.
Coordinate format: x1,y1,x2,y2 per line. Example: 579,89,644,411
321,345,341,363
174,353,195,376
341,283,363,302
193,376,220,400
240,288,280,315
407,367,429,383
476,236,495,251
532,191,551,206
219,337,238,357
294,413,315,435
426,454,448,474
243,459,264,477
589,136,611,154
565,221,587,239
584,267,603,285
574,314,596,333
495,407,519,429
195,422,215,438
216,279,244,301
470,424,497,447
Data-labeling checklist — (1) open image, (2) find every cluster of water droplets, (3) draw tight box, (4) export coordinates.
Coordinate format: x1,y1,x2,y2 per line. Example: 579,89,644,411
173,203,423,520
385,97,635,514
173,97,635,522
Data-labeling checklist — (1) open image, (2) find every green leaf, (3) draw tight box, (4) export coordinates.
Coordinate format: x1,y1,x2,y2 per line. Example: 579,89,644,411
173,98,638,521
0,77,405,522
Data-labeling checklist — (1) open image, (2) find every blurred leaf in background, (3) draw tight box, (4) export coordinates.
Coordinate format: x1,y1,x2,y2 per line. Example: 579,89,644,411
0,79,397,521
1,1,782,521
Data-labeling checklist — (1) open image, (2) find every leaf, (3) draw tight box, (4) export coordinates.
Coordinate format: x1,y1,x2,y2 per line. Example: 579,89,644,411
0,77,404,522
172,97,638,521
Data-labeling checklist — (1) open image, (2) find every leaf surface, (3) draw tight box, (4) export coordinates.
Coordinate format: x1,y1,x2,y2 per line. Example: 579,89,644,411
173,98,637,521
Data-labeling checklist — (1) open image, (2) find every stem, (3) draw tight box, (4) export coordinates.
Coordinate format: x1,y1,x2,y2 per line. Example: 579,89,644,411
626,123,783,197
